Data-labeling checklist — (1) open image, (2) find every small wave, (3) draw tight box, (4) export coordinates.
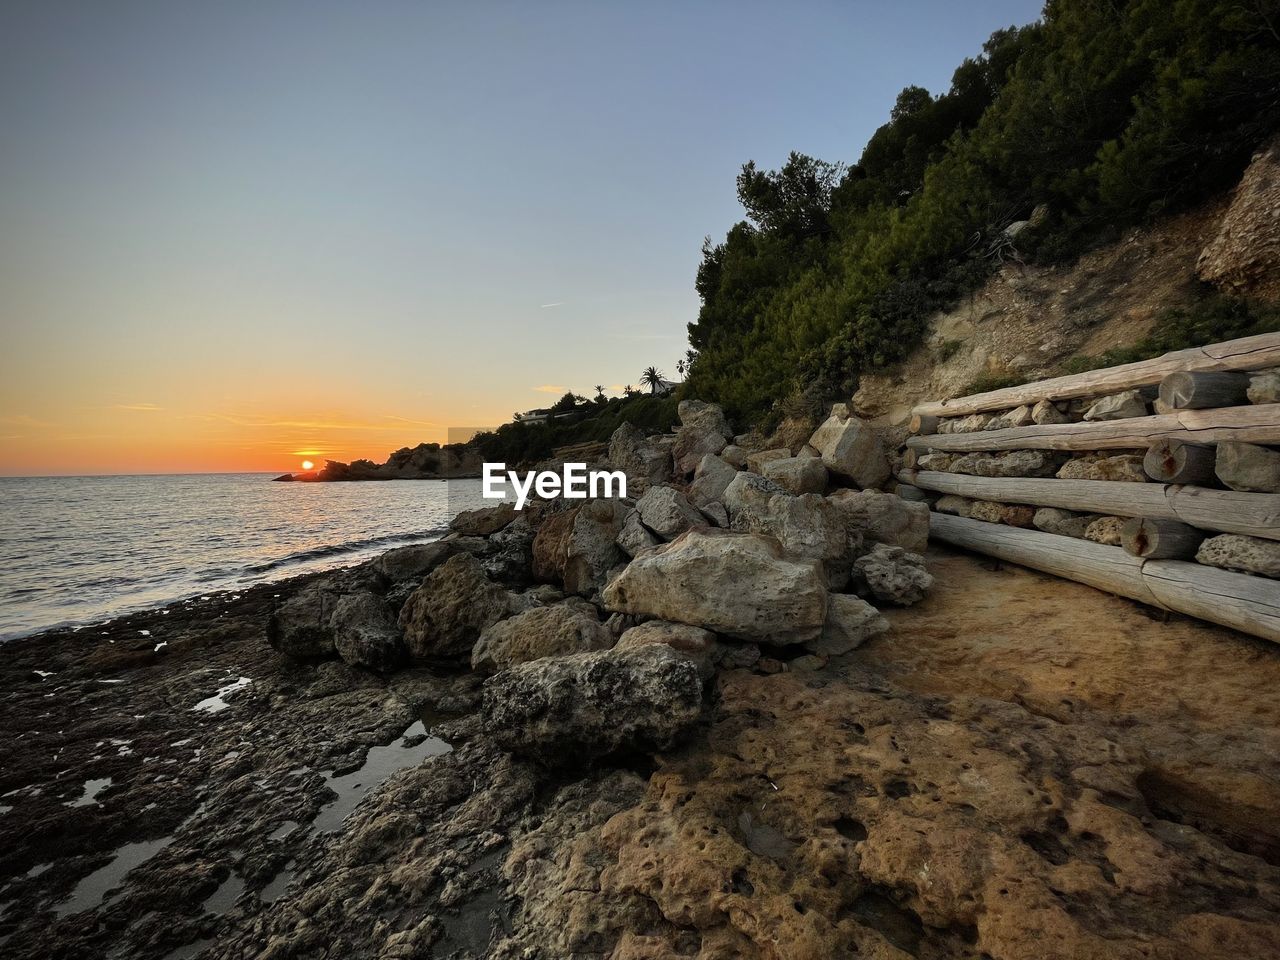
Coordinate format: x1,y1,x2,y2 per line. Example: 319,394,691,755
242,528,449,576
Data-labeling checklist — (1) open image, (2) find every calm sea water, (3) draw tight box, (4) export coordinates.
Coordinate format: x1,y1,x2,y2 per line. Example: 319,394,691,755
0,474,493,641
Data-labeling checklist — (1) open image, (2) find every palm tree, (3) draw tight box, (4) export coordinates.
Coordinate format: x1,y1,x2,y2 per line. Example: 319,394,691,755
639,366,665,395
675,359,686,378
594,384,606,401
623,384,635,397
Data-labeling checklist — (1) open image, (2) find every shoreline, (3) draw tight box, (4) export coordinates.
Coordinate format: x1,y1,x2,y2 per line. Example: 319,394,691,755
4,473,1280,957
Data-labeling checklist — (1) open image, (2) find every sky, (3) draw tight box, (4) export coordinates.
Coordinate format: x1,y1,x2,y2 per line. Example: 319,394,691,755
0,0,1043,476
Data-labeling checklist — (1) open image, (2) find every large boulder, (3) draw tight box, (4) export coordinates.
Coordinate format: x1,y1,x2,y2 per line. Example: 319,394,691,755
808,407,890,489
398,553,519,659
730,491,854,587
614,620,717,680
471,601,613,673
373,541,455,583
608,423,672,484
479,515,537,584
532,506,579,583
563,499,630,595
671,401,733,476
810,594,889,655
828,489,929,553
634,485,705,540
450,502,517,537
616,509,661,557
331,593,405,671
852,545,933,606
481,645,704,763
602,529,828,645
762,456,828,494
745,448,791,474
672,425,728,477
721,471,785,529
268,581,342,658
677,399,731,438
687,454,739,507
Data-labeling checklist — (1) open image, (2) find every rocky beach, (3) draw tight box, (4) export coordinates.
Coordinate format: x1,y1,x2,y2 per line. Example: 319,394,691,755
3,399,1279,960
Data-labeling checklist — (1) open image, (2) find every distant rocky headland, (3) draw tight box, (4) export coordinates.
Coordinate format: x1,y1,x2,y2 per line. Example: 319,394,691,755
273,442,484,482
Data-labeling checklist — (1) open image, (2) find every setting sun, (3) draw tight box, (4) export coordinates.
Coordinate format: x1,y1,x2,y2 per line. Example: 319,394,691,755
301,460,314,470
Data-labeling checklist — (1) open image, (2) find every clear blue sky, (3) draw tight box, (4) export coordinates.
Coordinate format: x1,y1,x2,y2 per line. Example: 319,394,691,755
0,0,1044,473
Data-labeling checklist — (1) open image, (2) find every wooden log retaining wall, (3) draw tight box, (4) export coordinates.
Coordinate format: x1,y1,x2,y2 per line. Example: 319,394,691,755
899,333,1280,644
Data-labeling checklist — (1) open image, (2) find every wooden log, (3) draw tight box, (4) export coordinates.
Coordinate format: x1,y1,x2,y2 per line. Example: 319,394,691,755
909,413,939,435
930,513,1280,644
1142,560,1280,645
912,332,1280,418
1143,438,1218,484
906,403,1280,453
928,513,1159,603
901,470,1280,540
1159,371,1251,410
1120,518,1206,559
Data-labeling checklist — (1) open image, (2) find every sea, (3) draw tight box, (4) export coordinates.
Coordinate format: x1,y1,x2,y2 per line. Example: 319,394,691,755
0,473,493,641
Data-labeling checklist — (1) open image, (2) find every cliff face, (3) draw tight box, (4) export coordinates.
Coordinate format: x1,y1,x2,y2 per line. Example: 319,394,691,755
852,145,1280,427
851,198,1231,424
274,442,485,482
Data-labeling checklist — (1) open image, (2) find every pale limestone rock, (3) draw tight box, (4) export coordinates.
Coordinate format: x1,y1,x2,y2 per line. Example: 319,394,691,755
809,408,891,489
746,447,791,474
853,544,933,606
634,485,704,541
722,471,785,529
563,499,629,596
471,601,613,673
602,529,828,644
985,404,1034,430
1057,454,1149,483
677,399,732,438
614,620,718,680
1215,441,1280,493
687,453,739,507
1247,370,1280,405
1197,136,1280,299
810,594,888,655
1032,399,1071,425
828,489,929,553
969,501,1035,527
1084,516,1126,546
616,509,660,558
1083,390,1149,422
1033,507,1100,539
917,452,958,472
700,501,729,528
720,444,749,469
607,422,672,484
762,455,829,495
1196,534,1280,579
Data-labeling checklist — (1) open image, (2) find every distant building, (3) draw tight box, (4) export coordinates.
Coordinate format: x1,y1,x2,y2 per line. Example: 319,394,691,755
513,407,580,425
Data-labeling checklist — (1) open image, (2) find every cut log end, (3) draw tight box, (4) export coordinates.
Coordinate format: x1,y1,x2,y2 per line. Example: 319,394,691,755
1120,517,1207,560
1142,438,1217,485
1159,371,1251,410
